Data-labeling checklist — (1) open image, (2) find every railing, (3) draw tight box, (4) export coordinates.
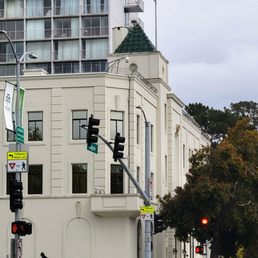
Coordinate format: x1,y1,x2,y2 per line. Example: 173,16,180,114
26,29,51,40
0,30,24,41
0,8,24,18
53,50,79,61
82,3,108,15
53,28,79,38
26,7,51,17
81,26,108,37
53,5,79,16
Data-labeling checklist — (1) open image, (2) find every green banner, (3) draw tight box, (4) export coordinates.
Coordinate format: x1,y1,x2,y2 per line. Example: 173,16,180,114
19,87,25,125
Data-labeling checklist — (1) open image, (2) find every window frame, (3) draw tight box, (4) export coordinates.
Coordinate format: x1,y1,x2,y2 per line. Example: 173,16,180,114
72,110,87,140
28,164,43,195
28,111,43,141
110,110,124,140
72,163,88,194
110,164,123,194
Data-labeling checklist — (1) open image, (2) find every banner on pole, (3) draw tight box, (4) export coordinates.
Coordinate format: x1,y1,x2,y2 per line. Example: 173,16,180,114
3,81,15,131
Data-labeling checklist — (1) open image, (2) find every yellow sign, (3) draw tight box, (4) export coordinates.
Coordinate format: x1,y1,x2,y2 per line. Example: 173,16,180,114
140,206,155,215
7,152,28,160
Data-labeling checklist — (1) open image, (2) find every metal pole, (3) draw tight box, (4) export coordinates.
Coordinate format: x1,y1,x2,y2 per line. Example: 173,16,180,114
144,121,152,258
154,0,158,49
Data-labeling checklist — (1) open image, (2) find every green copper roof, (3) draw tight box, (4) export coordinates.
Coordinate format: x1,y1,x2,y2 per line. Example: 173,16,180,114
115,24,156,53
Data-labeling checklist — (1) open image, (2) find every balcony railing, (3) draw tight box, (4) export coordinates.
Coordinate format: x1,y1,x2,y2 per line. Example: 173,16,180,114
81,26,108,37
53,28,80,38
53,5,79,16
26,29,51,40
0,30,24,41
124,0,144,13
82,4,108,15
0,8,24,18
53,50,79,61
26,7,51,17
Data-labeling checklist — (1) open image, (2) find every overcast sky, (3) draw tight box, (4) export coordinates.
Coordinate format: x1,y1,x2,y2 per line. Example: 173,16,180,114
140,0,258,109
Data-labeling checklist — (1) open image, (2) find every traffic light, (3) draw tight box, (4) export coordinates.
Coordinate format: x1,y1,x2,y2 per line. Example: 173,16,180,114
11,221,32,236
154,212,165,234
113,133,125,161
201,217,209,225
9,180,23,212
87,115,100,147
195,245,204,254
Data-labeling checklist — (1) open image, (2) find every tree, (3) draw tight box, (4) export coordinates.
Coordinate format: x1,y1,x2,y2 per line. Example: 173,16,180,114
185,101,258,143
158,118,258,258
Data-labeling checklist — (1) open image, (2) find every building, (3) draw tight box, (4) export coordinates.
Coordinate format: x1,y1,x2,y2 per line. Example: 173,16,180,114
0,13,209,258
0,0,144,76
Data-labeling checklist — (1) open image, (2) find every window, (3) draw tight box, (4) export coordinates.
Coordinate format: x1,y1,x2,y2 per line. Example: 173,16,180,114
72,110,87,140
27,41,51,61
54,62,79,74
6,173,15,195
28,111,43,141
82,38,108,59
28,165,42,194
110,111,123,140
83,0,108,14
183,144,186,168
82,60,106,73
151,124,154,152
0,20,24,40
165,155,168,186
136,114,140,144
0,42,23,62
26,0,51,17
111,164,123,194
81,16,108,37
54,0,79,15
26,19,51,40
54,18,79,38
72,163,87,193
54,40,79,60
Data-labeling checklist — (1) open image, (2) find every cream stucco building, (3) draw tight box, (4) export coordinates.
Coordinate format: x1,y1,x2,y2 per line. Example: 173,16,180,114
0,24,209,258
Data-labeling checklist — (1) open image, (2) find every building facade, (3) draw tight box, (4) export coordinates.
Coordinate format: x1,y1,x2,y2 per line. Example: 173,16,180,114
0,10,209,258
0,0,144,75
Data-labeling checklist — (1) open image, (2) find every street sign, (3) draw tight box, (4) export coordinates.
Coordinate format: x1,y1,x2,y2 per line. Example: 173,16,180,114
140,206,155,221
8,152,27,160
7,160,27,173
16,126,24,144
87,143,98,154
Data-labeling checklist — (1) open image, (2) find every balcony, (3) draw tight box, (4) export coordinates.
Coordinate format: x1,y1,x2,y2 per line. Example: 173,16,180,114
124,0,144,13
90,194,143,217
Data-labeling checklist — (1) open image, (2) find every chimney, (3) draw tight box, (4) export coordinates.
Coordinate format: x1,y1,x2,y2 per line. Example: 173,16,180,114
112,27,129,52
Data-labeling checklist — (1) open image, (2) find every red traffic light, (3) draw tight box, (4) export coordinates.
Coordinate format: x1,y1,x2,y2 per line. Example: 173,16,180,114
195,245,204,254
12,221,32,236
201,217,209,225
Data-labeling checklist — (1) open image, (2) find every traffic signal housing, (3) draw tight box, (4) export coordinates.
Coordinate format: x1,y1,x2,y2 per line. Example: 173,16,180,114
201,217,209,225
9,180,23,212
195,245,204,254
113,133,125,161
87,115,100,147
11,221,32,236
154,212,165,234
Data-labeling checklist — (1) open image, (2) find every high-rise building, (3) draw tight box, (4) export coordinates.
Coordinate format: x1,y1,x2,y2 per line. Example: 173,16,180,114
0,0,144,76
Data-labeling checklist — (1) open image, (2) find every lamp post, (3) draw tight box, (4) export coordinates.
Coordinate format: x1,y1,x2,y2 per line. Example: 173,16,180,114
106,55,129,73
136,106,152,258
0,30,37,258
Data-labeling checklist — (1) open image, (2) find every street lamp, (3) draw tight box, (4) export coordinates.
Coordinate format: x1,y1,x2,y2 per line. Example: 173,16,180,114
0,29,37,258
136,105,152,258
106,55,129,73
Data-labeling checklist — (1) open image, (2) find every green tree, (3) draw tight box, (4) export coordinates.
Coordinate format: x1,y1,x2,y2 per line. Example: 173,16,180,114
158,118,258,258
185,101,258,143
